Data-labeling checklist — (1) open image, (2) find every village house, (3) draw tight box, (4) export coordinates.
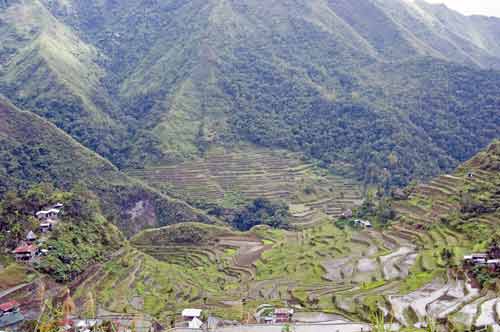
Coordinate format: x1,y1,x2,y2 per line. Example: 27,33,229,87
464,253,488,265
13,244,38,262
182,309,203,329
274,308,294,323
463,243,500,268
36,208,61,221
0,300,24,328
354,219,372,228
26,231,37,243
36,206,62,232
40,222,53,233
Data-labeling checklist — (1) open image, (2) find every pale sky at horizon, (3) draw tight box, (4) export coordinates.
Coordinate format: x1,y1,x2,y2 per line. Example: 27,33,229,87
423,0,500,17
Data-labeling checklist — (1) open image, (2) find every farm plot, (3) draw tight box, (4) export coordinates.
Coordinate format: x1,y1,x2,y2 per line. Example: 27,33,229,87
380,247,417,280
127,146,363,226
81,141,498,327
71,246,245,321
393,152,499,228
69,217,477,327
474,298,500,330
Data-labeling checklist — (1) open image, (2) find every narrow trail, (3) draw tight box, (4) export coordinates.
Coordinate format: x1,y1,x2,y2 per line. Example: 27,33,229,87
0,282,32,300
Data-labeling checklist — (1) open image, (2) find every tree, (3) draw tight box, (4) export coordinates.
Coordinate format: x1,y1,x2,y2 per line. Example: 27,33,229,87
231,198,290,231
440,248,455,267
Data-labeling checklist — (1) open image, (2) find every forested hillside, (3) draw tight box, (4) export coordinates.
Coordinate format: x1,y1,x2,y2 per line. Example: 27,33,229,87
1,0,499,187
0,97,210,235
0,186,125,282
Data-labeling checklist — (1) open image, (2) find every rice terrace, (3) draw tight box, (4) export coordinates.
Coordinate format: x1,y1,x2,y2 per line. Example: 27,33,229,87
127,145,364,226
1,141,498,331
1,0,500,331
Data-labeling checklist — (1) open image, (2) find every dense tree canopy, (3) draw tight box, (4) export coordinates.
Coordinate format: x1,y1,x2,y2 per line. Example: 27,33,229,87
231,198,290,231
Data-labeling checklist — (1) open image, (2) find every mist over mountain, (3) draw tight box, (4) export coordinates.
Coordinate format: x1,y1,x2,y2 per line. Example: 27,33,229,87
1,0,499,187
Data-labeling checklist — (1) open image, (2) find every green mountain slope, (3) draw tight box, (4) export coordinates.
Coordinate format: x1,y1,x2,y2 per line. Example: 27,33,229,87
0,0,126,161
371,0,500,67
0,96,211,235
1,0,500,186
392,139,500,242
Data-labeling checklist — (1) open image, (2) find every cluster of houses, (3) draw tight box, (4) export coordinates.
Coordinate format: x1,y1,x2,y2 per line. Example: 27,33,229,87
0,205,64,329
463,243,500,271
177,306,294,330
12,203,63,262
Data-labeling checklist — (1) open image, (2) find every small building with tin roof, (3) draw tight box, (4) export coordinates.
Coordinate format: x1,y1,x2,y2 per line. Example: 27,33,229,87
13,244,38,261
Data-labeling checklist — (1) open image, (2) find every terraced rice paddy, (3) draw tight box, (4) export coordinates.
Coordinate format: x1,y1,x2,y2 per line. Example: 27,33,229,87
3,212,497,331
393,167,498,227
61,216,484,330
126,146,363,225
46,143,500,329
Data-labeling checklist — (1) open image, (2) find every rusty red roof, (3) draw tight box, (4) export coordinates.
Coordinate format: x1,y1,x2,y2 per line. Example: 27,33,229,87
275,308,293,315
0,300,19,312
13,244,37,254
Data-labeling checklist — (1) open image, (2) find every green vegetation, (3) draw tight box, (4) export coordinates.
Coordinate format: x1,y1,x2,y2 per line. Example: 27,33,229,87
0,98,210,235
0,184,123,282
64,153,499,324
361,280,386,291
1,0,500,329
254,222,363,283
0,263,34,290
471,265,500,289
393,140,500,246
400,271,439,294
127,145,364,229
131,222,235,246
36,193,123,282
1,0,500,188
62,145,499,326
232,198,290,231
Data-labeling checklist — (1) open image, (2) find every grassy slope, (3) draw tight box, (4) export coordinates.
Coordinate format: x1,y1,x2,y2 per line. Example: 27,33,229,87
0,96,211,235
0,0,126,163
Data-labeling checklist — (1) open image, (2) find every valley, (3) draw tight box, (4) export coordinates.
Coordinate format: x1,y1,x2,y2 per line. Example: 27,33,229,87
0,213,482,329
0,0,499,331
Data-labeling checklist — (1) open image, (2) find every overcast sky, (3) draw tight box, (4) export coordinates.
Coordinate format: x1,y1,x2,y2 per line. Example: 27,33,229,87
424,0,500,17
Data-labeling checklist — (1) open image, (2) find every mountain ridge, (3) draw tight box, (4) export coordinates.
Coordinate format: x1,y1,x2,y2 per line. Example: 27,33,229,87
1,0,499,187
